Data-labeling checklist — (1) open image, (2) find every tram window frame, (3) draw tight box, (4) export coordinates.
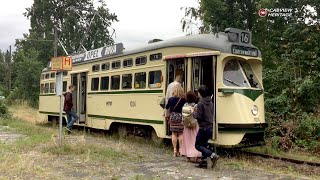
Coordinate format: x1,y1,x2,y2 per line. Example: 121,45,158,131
150,53,162,61
91,77,99,91
50,72,55,78
63,81,67,92
122,74,132,89
102,62,110,71
149,70,162,88
101,76,110,90
44,83,49,93
112,61,121,69
92,64,100,72
223,59,250,88
123,58,133,68
41,74,44,80
135,56,147,66
134,72,146,89
49,82,55,93
111,75,120,90
45,73,49,79
40,84,45,94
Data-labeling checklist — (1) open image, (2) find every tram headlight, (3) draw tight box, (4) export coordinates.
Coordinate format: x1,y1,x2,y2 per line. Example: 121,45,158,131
251,105,258,116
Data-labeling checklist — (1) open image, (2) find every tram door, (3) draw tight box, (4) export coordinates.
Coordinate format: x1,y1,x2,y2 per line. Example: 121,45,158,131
166,58,187,135
192,56,217,139
71,72,87,124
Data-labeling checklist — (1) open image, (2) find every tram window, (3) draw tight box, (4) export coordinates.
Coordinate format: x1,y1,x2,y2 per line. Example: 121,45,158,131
150,53,162,61
223,59,249,87
111,75,120,90
40,84,44,93
122,74,132,89
112,61,121,69
149,70,162,88
49,82,55,93
136,56,147,66
45,73,49,79
92,64,100,72
91,78,99,91
41,74,44,80
101,76,109,90
63,71,68,76
51,73,55,78
44,83,49,93
63,81,67,92
102,63,110,71
239,61,260,88
123,59,133,68
135,72,146,89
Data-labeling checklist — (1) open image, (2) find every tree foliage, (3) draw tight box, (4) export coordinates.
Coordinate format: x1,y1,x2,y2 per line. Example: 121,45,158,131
182,0,320,152
16,0,118,65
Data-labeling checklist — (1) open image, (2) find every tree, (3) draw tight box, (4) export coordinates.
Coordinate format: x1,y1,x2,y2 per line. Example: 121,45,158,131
16,0,118,65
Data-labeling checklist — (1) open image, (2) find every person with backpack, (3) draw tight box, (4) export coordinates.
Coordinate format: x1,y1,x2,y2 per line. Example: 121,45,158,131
64,85,79,132
180,91,201,163
165,85,186,157
193,85,219,168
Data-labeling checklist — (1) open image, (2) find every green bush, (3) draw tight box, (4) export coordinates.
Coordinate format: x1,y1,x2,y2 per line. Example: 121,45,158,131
0,100,8,117
296,113,320,152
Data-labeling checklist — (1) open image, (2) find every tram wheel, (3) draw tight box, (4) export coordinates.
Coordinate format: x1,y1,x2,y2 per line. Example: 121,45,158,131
118,124,128,139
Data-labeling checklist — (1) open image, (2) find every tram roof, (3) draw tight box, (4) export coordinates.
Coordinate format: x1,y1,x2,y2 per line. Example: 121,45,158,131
43,29,261,72
123,32,261,57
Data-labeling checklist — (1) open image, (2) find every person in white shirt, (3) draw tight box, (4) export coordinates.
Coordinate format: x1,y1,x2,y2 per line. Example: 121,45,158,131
165,75,183,104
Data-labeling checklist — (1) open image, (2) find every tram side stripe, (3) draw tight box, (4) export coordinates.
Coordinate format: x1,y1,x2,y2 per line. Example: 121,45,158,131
218,88,263,101
88,114,163,124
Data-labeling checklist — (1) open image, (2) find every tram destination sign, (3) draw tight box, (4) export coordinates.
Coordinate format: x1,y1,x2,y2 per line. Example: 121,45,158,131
71,43,124,64
231,45,258,57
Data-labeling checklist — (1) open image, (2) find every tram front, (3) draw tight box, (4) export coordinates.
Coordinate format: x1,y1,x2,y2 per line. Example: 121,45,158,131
214,28,267,147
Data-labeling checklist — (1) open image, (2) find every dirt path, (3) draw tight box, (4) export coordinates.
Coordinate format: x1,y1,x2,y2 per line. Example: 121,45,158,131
1,106,317,179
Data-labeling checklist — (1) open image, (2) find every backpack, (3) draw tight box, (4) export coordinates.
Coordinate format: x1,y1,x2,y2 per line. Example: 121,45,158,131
182,103,197,128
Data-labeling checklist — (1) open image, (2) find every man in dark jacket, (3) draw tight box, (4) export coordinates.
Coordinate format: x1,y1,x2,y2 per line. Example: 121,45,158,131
193,85,219,168
64,85,78,132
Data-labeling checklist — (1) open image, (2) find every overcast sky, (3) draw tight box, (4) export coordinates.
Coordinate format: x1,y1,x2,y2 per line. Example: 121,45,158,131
0,0,198,52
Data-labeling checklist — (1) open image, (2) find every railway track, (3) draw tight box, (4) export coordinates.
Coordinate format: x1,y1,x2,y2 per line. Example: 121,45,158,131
240,150,320,167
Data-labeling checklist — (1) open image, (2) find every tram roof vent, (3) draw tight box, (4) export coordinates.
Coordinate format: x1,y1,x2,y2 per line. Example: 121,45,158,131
148,39,163,44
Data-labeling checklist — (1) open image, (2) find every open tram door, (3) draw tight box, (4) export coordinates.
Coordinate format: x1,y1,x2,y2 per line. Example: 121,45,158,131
71,72,88,124
191,55,217,141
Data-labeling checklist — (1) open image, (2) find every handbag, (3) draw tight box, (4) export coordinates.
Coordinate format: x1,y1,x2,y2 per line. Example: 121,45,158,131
166,98,182,122
159,98,165,109
182,104,197,128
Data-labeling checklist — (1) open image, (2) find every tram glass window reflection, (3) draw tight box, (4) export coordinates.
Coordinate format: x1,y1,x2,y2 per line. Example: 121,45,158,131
149,70,162,88
223,59,249,87
49,82,55,93
63,71,68,76
63,81,67,92
45,73,49,79
102,63,110,71
92,64,100,72
136,56,147,66
101,76,109,90
51,73,55,78
111,75,120,90
123,59,133,68
122,74,132,89
91,78,99,91
44,83,49,93
135,72,146,89
239,61,260,88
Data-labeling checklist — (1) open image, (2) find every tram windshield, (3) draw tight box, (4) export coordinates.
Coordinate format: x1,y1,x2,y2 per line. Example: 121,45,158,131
223,59,260,88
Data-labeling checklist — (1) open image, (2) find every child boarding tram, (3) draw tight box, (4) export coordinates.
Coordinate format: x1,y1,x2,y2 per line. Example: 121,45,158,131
39,27,267,147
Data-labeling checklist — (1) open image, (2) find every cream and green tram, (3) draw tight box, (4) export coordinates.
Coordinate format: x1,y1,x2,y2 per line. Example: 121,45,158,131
39,27,267,147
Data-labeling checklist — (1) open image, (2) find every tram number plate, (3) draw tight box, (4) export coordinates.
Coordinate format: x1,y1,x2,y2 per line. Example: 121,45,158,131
240,32,250,44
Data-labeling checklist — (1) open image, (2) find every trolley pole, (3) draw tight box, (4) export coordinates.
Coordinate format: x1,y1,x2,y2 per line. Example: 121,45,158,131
54,26,63,147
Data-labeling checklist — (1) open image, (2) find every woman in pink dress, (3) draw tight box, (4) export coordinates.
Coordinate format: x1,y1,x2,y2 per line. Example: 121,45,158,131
180,91,201,162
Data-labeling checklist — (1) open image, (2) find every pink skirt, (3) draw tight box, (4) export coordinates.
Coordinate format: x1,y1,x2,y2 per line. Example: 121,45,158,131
180,124,201,158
